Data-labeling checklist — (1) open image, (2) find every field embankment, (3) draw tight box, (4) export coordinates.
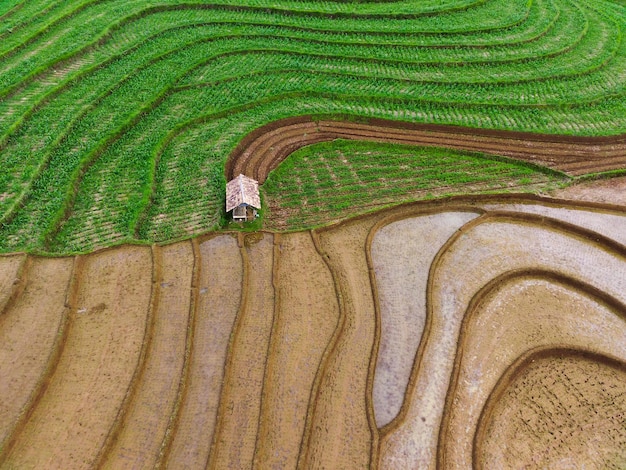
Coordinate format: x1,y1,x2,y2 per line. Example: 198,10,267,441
0,199,625,468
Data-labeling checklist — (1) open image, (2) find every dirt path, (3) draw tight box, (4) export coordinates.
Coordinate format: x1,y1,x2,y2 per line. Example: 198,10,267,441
299,219,378,469
226,117,626,182
254,232,340,469
208,233,275,470
101,242,194,469
441,277,626,469
2,246,152,469
165,235,242,468
0,257,72,451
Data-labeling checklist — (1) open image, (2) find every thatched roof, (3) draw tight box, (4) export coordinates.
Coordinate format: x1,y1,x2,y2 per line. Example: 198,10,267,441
226,174,261,213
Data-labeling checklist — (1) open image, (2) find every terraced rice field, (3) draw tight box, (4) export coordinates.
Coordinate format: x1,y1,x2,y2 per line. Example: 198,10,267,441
0,194,625,468
0,0,626,252
2,0,626,468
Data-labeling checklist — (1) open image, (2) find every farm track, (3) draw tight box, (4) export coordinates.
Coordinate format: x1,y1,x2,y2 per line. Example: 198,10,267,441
0,196,624,467
227,117,626,181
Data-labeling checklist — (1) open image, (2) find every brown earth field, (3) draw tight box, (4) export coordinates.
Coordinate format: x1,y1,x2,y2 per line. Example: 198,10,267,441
0,188,625,469
226,117,626,182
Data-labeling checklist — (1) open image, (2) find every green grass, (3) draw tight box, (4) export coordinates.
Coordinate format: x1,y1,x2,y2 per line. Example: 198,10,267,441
261,140,570,230
0,0,624,252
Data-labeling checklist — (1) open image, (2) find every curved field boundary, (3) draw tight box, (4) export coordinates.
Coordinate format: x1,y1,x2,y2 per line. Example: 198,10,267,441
0,256,76,463
439,270,626,469
1,246,152,468
226,116,626,181
253,232,340,469
98,242,194,468
0,254,28,316
375,211,626,469
474,346,626,468
298,219,379,468
207,233,275,469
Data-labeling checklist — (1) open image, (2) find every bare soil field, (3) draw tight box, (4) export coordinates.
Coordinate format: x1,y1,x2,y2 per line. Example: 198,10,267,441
208,233,275,469
165,235,242,469
101,243,194,469
0,195,625,468
477,350,626,469
227,117,626,182
255,232,339,469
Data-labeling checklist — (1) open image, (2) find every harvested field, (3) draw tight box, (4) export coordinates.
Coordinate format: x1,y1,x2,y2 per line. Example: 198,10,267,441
480,202,626,244
165,235,242,469
477,350,626,469
1,246,152,469
0,196,625,468
255,232,339,469
101,242,194,469
377,214,626,469
208,233,275,469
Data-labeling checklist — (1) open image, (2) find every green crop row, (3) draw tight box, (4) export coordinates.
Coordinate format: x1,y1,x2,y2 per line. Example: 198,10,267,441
262,140,569,230
0,0,624,253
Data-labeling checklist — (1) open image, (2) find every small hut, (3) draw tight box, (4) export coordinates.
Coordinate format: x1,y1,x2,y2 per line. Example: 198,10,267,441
226,174,261,222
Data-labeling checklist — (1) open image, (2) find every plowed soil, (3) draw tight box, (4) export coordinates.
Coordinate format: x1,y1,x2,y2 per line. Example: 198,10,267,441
2,246,152,469
165,235,242,469
227,117,626,181
208,234,275,470
300,218,378,469
0,257,72,448
478,350,626,469
254,232,340,469
102,242,194,469
0,197,625,469
441,277,626,469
